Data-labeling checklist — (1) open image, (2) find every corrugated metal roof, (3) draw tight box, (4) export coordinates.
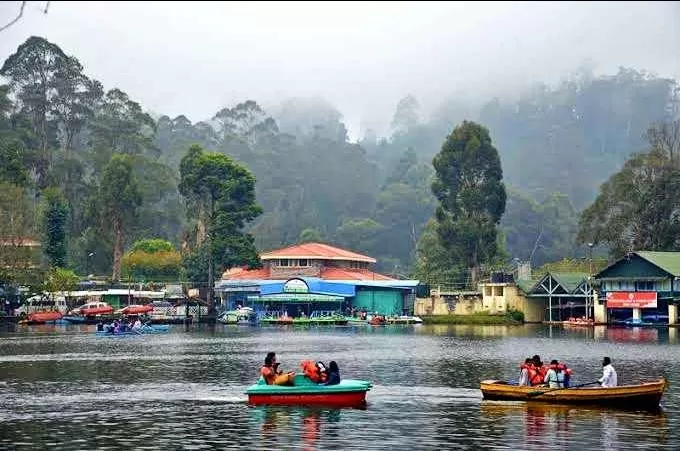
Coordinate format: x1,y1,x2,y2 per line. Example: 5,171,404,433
636,251,680,277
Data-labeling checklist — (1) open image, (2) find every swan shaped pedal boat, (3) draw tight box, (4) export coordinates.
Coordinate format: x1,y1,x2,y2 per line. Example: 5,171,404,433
246,374,372,407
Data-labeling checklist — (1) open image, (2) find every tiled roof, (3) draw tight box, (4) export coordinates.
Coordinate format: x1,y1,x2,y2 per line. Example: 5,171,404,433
636,251,680,277
320,267,394,281
222,267,271,280
260,242,376,263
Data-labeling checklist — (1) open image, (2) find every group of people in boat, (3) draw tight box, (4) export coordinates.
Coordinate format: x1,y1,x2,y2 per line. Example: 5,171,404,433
96,318,148,334
260,352,341,386
518,355,618,388
518,355,573,388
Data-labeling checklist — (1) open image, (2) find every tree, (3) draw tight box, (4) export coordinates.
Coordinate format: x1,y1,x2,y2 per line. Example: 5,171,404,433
100,154,142,280
40,187,69,267
0,182,37,284
179,145,263,309
431,121,507,285
391,95,420,135
42,266,79,301
0,36,66,188
578,140,680,256
121,239,182,281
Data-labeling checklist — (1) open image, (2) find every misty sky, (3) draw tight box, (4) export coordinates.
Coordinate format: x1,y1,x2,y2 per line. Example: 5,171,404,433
1,1,680,138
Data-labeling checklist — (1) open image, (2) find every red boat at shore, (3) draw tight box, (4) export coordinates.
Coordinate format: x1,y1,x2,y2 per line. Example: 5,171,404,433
118,304,154,315
19,311,63,325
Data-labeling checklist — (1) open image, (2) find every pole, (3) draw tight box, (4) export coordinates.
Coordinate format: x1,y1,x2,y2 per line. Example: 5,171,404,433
207,233,214,320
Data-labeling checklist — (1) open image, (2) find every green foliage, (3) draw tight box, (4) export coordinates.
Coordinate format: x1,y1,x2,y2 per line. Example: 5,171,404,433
0,182,37,284
535,257,609,275
431,121,507,283
501,190,580,266
505,308,525,323
0,137,30,186
413,219,468,285
179,144,263,281
40,187,69,267
130,238,175,253
298,228,324,243
100,154,142,280
42,267,79,294
578,121,680,257
122,248,182,281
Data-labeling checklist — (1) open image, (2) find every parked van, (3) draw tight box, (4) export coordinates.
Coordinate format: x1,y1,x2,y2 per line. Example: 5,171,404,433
15,295,68,318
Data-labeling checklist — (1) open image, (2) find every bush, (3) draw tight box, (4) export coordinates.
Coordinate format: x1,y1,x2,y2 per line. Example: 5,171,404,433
506,308,525,323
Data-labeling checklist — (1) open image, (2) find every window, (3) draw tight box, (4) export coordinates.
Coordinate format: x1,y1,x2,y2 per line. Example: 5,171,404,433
298,259,308,267
635,281,654,291
279,259,289,267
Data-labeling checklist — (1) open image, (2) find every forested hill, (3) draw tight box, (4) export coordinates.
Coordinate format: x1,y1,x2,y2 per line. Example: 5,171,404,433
1,36,677,280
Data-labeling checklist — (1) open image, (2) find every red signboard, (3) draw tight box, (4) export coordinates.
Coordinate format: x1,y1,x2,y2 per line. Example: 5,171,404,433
606,291,657,309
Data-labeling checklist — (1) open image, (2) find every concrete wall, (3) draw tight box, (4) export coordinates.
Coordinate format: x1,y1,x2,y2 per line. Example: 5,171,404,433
479,282,544,323
268,260,323,279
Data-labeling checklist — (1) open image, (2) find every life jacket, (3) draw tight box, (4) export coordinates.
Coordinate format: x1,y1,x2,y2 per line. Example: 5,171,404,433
261,365,276,385
300,360,327,383
529,364,547,386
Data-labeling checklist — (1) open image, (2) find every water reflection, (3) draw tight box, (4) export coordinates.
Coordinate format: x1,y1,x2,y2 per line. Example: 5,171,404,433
249,406,346,451
480,401,669,449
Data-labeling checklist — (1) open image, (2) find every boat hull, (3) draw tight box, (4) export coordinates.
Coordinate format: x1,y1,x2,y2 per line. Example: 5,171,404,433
480,379,667,410
248,391,367,407
246,376,372,408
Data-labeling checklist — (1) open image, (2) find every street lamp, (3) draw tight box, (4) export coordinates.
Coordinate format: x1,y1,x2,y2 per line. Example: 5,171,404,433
86,252,94,278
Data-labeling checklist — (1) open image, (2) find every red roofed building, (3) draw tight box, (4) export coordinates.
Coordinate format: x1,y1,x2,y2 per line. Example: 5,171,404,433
217,242,420,317
222,242,395,281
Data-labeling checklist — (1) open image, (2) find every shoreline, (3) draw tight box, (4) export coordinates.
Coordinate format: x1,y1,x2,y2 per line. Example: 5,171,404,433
420,314,522,325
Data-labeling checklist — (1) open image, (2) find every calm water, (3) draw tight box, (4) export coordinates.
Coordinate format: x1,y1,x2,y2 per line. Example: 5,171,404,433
0,323,678,450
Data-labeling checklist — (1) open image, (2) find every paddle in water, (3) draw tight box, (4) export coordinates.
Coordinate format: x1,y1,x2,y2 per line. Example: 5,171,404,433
527,380,600,397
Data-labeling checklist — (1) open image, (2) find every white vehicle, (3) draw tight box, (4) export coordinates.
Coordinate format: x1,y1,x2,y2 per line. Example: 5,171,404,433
15,295,68,317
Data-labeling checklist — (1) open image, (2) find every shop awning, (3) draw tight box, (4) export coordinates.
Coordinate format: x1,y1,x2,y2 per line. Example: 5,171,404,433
247,293,346,303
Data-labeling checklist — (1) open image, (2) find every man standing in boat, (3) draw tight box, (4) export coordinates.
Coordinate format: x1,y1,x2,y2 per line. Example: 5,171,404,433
598,356,618,387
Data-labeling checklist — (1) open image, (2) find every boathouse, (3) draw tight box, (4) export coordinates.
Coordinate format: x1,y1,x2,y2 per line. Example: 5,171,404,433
593,251,680,324
215,242,420,316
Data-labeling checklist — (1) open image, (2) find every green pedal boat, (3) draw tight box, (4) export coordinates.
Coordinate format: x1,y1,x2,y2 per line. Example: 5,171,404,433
246,374,372,407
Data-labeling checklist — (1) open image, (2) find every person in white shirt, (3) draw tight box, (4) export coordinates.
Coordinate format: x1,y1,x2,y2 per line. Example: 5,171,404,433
132,318,142,330
599,356,618,388
544,359,566,388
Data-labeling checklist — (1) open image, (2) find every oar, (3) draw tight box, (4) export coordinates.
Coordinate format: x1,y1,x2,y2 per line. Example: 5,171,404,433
527,381,600,397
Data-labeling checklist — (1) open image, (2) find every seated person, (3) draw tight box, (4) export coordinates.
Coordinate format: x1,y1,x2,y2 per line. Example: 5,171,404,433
132,319,142,330
96,321,104,332
322,361,340,386
261,352,295,386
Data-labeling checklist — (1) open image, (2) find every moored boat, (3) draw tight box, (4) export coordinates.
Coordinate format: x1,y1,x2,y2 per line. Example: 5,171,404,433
246,374,372,407
18,311,64,324
117,304,154,315
479,378,668,410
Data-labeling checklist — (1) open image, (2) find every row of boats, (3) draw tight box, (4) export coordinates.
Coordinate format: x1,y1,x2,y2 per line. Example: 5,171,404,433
246,374,668,411
217,307,423,326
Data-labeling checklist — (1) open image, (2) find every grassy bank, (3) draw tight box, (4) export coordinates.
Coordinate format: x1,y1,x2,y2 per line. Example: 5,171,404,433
421,314,522,325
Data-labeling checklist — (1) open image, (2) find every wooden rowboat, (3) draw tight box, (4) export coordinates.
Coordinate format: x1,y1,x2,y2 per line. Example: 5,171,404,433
480,378,668,410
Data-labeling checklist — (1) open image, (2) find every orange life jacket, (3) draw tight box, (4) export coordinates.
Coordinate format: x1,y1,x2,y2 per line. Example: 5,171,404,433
529,364,547,386
300,360,328,383
261,365,276,385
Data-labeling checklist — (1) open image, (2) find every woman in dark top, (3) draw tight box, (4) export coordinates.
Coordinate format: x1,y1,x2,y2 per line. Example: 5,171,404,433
323,361,341,385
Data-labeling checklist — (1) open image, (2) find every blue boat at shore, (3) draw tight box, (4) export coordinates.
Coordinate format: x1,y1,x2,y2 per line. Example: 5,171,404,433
94,324,170,336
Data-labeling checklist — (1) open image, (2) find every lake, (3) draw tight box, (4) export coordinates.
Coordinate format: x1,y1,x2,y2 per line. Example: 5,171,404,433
0,323,677,450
